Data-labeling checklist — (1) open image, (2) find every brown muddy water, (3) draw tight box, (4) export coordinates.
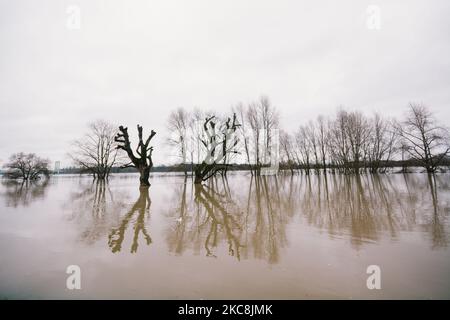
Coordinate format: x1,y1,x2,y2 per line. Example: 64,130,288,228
0,172,449,299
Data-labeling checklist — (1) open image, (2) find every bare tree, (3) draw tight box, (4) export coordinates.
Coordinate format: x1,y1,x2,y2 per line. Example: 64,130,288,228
115,125,156,187
399,141,410,173
398,103,450,173
279,130,295,174
194,113,240,184
246,101,262,173
317,115,328,172
259,96,279,165
306,120,319,172
3,153,50,180
234,103,252,171
345,111,371,173
367,114,398,172
166,107,190,176
183,108,205,176
70,120,119,180
295,126,311,174
328,110,350,171
243,96,279,175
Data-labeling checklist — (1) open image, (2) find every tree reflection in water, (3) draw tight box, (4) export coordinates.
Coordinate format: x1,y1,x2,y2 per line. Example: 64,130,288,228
166,173,449,262
69,181,152,253
1,179,50,207
166,176,293,263
297,173,448,249
108,187,152,253
425,173,447,248
68,180,127,245
67,172,448,259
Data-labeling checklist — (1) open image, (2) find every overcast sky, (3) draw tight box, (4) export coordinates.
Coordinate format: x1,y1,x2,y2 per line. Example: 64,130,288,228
1,0,449,167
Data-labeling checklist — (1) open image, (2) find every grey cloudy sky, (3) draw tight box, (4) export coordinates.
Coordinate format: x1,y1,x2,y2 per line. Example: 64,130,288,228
1,0,449,166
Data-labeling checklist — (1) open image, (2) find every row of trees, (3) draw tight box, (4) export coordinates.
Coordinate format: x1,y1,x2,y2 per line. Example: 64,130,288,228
68,121,157,186
2,97,449,185
280,103,449,174
167,99,450,179
281,110,397,174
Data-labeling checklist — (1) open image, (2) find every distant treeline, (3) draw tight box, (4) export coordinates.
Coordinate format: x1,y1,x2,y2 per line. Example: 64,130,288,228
53,156,450,176
52,164,255,175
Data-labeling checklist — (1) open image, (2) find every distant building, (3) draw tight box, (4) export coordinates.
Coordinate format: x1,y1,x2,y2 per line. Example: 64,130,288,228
54,161,61,174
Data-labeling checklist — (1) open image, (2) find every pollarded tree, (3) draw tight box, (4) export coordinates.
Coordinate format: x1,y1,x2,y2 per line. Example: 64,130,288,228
194,113,240,184
398,103,450,173
3,153,50,180
115,125,156,187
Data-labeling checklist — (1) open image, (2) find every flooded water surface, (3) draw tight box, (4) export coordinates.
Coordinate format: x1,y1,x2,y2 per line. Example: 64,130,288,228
0,173,449,299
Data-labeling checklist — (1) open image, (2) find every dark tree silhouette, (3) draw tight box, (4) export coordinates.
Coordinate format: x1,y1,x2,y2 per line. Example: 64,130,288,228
194,113,240,184
114,125,156,187
3,153,50,180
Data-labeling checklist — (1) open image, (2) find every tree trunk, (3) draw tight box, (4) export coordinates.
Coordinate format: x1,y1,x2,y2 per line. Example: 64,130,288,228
115,125,156,188
194,162,207,184
194,175,203,184
140,167,150,187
